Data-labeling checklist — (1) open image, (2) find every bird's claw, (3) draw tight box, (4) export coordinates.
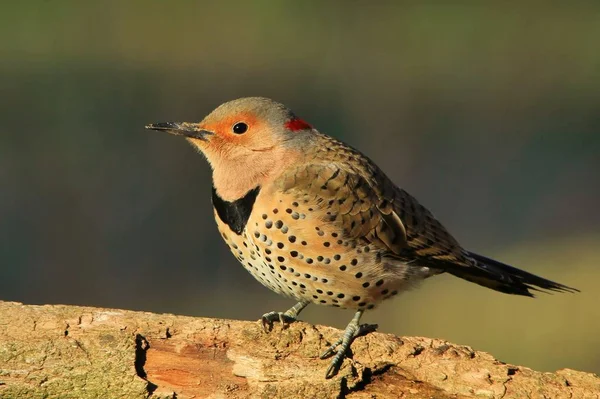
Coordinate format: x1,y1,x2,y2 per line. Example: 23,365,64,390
260,302,308,333
320,337,343,359
321,323,378,379
261,311,297,333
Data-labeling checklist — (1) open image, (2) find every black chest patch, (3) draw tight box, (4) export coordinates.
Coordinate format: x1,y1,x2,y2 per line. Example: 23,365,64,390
212,185,261,235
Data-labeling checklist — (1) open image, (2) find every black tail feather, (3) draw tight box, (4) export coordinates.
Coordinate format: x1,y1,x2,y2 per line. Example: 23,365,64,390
447,252,579,297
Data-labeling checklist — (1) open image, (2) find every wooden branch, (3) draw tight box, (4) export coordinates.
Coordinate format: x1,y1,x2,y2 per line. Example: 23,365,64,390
0,301,597,399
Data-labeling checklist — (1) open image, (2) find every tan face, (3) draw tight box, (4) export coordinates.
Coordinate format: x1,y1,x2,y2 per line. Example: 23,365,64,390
190,109,284,164
146,97,313,201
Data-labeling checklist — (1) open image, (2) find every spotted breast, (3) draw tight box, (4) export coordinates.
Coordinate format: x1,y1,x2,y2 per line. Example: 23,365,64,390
213,159,434,311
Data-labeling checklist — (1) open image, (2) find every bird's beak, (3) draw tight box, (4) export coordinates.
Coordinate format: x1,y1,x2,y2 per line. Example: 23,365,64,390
145,122,214,141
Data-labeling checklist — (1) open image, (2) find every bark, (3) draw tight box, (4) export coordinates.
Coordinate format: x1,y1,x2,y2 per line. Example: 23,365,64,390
0,301,597,399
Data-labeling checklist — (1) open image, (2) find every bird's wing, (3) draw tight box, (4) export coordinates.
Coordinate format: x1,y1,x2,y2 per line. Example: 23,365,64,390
387,185,469,264
277,160,406,254
278,145,468,265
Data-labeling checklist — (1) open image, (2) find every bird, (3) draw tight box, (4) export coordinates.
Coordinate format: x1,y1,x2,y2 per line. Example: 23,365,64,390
146,97,578,378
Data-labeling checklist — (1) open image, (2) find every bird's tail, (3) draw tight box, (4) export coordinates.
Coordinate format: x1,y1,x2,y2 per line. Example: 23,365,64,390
447,252,579,297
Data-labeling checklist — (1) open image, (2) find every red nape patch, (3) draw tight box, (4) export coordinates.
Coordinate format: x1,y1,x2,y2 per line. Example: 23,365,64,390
285,118,312,132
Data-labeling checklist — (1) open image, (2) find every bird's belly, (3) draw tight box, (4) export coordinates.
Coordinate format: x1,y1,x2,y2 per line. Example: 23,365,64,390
215,205,426,310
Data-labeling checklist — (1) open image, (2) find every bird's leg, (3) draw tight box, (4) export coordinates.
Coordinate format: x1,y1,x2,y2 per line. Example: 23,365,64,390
261,301,309,332
320,310,376,379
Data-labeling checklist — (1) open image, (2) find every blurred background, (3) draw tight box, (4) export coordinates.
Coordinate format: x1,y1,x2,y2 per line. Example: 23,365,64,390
1,2,598,375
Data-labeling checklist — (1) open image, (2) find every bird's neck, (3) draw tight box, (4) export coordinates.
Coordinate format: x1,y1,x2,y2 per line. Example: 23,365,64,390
211,150,301,202
212,167,267,201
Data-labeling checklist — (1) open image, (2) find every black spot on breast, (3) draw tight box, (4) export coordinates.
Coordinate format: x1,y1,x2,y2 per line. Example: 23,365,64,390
212,186,260,235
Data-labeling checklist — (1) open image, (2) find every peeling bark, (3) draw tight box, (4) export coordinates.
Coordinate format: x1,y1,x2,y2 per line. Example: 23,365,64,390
0,301,597,398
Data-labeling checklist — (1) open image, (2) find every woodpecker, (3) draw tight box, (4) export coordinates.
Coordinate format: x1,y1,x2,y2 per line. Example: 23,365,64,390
146,97,577,378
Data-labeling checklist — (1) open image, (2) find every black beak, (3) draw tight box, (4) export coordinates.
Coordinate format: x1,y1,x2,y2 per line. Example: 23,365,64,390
145,122,214,141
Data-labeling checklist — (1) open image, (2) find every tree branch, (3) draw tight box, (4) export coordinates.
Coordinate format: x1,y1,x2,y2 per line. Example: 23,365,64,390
0,301,597,398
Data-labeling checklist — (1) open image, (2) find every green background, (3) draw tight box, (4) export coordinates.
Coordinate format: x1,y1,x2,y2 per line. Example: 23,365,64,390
1,2,598,375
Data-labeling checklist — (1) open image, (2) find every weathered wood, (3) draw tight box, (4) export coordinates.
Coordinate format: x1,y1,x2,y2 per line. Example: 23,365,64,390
0,301,597,398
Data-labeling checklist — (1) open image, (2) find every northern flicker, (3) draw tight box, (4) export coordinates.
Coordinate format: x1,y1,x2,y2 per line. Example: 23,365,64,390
146,97,578,378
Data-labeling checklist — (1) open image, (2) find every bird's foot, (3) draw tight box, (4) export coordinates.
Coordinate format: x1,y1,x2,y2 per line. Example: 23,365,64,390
261,311,298,332
261,301,308,333
320,311,377,379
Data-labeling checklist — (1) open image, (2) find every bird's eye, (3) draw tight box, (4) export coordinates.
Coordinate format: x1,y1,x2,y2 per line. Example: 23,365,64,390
232,122,248,134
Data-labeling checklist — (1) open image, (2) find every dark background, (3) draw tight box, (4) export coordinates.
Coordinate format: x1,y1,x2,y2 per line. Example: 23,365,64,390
1,2,598,374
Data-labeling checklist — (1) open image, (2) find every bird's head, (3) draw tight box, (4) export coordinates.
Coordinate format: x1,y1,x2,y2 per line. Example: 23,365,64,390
146,97,314,200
